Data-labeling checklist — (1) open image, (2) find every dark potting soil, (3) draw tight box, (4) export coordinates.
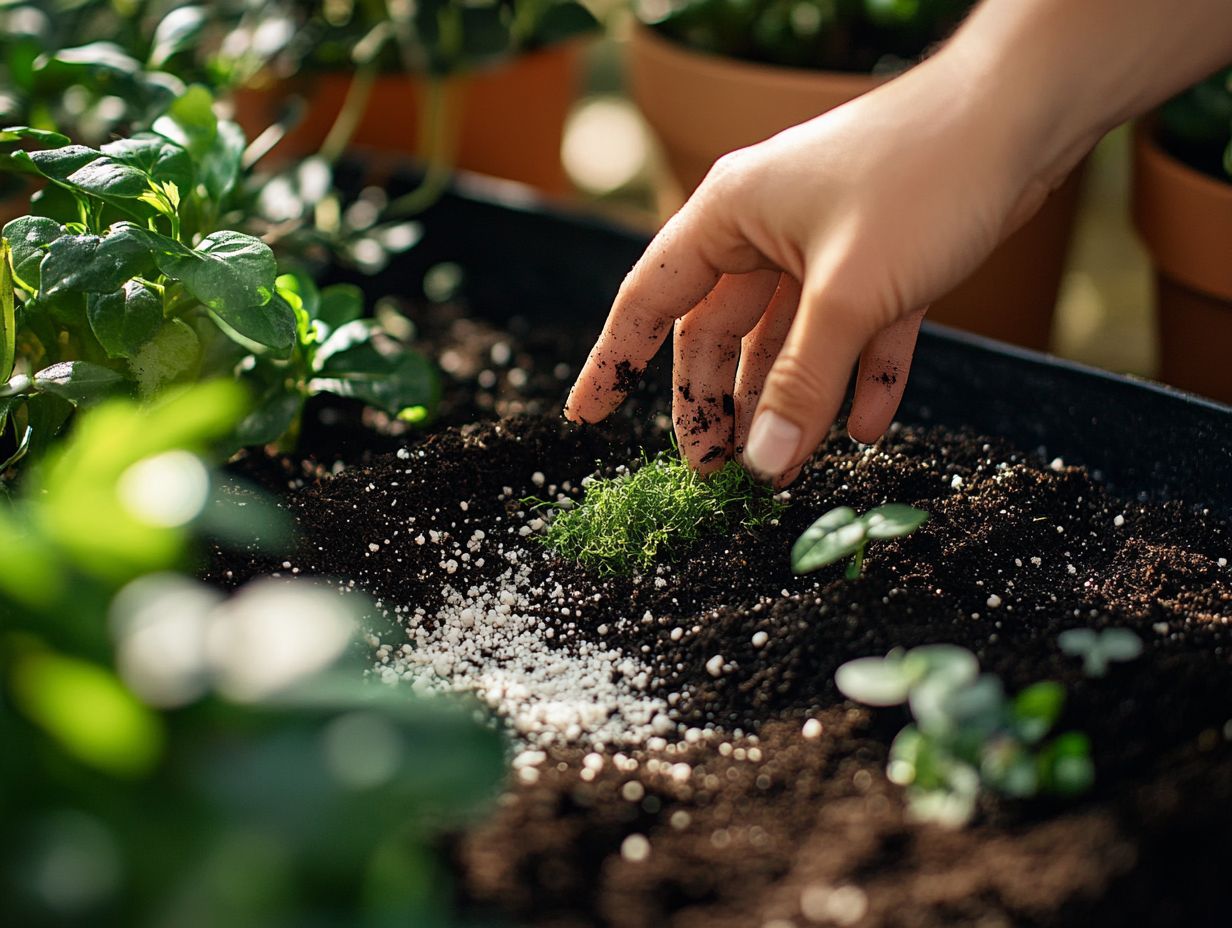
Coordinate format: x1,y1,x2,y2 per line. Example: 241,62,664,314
212,405,1232,928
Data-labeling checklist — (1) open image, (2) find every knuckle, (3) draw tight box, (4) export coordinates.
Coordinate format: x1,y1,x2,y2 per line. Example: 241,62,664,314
764,352,831,408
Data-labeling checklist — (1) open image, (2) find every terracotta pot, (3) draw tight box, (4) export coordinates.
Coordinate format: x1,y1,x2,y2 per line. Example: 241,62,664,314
628,22,1084,351
230,42,584,195
1132,120,1232,403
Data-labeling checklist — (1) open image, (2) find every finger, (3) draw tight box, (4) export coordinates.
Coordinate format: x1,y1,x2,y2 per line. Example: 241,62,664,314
848,307,928,444
673,270,782,474
733,275,801,463
743,279,875,483
563,213,722,424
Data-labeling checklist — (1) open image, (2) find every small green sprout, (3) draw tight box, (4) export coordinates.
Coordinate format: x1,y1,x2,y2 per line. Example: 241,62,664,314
1057,628,1143,677
792,503,929,578
537,452,784,574
836,644,1094,827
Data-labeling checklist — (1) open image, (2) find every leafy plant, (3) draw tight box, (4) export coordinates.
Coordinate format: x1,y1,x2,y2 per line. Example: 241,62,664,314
792,503,928,578
642,0,975,73
537,451,785,574
1057,627,1143,678
1158,66,1232,182
0,382,505,926
836,644,1094,827
0,88,437,467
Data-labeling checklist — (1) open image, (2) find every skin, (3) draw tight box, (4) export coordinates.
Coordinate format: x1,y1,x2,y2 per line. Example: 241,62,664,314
565,0,1232,484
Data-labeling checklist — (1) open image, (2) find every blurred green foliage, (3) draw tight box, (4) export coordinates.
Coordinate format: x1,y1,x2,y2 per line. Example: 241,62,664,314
1159,66,1232,182
641,0,975,72
1,86,436,469
1,383,507,927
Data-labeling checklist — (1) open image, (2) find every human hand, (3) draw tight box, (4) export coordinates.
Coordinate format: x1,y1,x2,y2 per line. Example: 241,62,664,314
565,33,1091,485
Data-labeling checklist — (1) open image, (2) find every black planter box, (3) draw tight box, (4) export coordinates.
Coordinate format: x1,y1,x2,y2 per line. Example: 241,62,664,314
331,173,1232,517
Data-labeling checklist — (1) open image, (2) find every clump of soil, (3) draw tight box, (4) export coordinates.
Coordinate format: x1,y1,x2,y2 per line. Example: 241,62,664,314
212,411,1232,928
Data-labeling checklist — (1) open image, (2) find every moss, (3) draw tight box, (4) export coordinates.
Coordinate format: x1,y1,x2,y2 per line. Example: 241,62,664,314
538,452,785,574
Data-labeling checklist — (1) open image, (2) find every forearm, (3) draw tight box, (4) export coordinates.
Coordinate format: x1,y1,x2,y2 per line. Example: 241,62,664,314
946,0,1232,172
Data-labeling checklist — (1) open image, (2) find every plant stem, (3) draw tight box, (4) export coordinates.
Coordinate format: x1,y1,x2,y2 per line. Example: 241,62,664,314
384,76,455,217
319,56,380,165
847,544,866,579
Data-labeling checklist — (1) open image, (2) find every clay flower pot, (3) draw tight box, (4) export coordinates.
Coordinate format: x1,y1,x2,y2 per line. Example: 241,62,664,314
231,42,584,195
1132,120,1232,403
628,22,1084,352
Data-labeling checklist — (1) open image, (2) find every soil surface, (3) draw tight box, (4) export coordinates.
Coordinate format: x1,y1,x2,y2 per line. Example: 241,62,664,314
212,304,1232,928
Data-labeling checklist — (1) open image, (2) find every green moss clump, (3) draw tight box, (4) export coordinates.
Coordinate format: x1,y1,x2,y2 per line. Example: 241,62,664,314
539,452,785,574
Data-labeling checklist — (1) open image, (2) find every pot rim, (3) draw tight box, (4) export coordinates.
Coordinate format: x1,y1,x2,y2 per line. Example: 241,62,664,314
629,18,884,93
1133,119,1232,206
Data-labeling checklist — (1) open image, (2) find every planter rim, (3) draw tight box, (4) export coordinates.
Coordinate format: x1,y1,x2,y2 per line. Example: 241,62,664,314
1133,119,1232,206
1132,118,1232,300
630,19,882,95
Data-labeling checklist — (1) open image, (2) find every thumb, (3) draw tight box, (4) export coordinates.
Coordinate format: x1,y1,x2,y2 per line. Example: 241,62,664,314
743,278,874,482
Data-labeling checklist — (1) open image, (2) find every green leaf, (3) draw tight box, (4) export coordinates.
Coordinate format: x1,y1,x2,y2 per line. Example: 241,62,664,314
39,42,142,76
10,647,163,778
148,5,208,68
1012,681,1065,744
153,85,246,200
127,319,200,397
233,388,306,448
156,230,280,344
1,240,14,382
791,505,864,574
310,329,438,416
862,503,929,539
24,145,102,182
902,644,979,690
0,126,71,147
41,223,158,295
101,133,194,194
834,654,913,706
1038,732,1094,796
3,215,62,290
33,360,125,405
65,157,150,200
88,281,164,359
1099,628,1143,662
317,283,364,332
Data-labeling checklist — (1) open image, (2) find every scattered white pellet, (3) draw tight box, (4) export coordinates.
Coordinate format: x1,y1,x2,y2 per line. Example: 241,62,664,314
705,655,725,678
751,631,769,649
531,471,545,487
1049,457,1065,471
368,543,380,553
950,475,963,489
986,594,1003,608
802,718,823,740
1114,514,1125,527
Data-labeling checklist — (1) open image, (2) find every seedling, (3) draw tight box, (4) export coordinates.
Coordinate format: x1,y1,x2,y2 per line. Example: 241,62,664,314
1058,628,1143,677
836,644,1094,827
537,452,784,574
792,503,928,578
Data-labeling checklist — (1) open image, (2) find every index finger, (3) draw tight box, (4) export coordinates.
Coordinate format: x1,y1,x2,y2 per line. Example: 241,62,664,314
563,213,724,424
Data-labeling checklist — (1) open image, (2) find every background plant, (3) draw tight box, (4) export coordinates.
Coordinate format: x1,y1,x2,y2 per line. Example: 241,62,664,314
537,451,785,574
835,644,1094,827
641,0,974,72
0,382,505,926
1158,65,1232,182
792,503,928,578
0,87,437,468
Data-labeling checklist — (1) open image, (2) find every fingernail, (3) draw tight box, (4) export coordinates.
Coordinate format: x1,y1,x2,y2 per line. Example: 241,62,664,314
745,410,801,479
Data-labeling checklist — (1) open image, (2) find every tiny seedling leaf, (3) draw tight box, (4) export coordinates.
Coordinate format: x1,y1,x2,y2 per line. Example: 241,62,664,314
791,506,864,574
834,655,913,707
862,503,929,539
1012,681,1065,744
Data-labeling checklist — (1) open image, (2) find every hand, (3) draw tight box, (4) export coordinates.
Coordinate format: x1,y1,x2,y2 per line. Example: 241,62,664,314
565,42,1085,485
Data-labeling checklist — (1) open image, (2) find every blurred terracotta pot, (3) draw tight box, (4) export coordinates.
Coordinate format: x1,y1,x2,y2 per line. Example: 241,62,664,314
628,22,1084,351
231,42,584,195
1133,120,1232,404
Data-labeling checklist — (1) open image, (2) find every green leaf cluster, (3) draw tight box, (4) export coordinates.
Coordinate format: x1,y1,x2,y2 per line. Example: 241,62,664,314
538,451,786,574
792,502,928,578
0,383,505,926
835,644,1094,827
1,90,437,467
1057,627,1143,678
